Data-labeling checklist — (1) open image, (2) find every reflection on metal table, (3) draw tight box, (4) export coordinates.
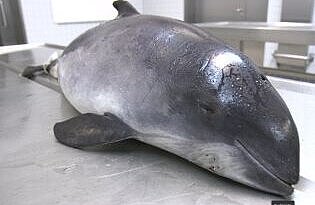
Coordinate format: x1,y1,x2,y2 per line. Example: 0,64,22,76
0,45,314,205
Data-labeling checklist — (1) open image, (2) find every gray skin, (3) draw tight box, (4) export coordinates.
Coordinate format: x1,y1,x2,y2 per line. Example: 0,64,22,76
56,1,299,196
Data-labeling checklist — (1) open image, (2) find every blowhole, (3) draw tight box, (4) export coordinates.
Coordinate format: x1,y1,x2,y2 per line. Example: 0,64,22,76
260,74,267,81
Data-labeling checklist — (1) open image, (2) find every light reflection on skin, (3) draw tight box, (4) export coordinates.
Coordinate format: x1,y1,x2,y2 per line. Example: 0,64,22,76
202,51,244,90
212,52,242,68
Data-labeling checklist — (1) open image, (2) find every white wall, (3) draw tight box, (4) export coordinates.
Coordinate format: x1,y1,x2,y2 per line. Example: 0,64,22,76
19,0,143,46
143,0,184,20
20,0,97,46
263,0,283,68
19,0,183,46
307,1,315,74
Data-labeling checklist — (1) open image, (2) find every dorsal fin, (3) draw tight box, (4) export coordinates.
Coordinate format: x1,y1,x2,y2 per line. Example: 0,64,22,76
113,1,140,18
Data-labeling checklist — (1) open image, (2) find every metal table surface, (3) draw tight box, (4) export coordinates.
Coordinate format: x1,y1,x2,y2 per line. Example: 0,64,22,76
0,46,315,205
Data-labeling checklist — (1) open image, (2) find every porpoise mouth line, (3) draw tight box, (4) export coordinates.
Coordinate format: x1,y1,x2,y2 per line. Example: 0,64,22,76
234,139,292,188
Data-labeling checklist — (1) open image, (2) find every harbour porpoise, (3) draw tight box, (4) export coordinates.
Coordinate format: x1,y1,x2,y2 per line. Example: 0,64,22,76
53,1,300,196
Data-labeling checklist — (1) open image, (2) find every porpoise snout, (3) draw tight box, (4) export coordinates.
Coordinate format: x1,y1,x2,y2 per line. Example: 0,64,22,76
238,117,299,188
211,55,300,195
228,93,300,196
234,138,295,196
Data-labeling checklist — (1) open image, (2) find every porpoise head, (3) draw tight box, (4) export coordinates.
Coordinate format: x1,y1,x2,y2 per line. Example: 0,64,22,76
164,46,299,196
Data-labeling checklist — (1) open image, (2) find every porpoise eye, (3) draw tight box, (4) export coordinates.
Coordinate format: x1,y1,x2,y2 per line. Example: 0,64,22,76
199,102,215,114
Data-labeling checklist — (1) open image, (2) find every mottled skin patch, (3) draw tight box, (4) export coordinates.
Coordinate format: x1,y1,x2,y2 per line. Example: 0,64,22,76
56,1,299,196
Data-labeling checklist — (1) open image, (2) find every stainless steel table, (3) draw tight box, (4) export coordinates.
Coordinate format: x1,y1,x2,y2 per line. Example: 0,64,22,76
0,45,314,205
